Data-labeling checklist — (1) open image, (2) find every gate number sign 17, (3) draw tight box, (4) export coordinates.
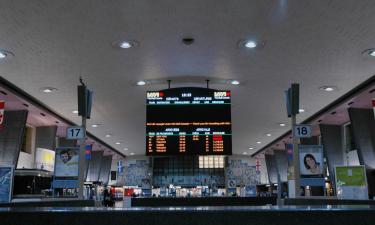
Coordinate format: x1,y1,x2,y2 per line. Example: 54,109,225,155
67,126,85,139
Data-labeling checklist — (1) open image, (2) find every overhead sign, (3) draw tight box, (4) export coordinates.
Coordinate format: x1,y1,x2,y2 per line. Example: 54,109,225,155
335,166,368,200
66,126,85,140
0,166,14,203
294,124,312,138
0,100,4,125
299,145,323,176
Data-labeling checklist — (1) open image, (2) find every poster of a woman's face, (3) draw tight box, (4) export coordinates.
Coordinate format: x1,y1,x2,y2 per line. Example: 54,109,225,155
299,146,323,175
303,154,321,174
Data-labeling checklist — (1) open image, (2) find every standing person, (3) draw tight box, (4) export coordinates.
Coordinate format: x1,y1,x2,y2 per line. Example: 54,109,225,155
103,188,110,207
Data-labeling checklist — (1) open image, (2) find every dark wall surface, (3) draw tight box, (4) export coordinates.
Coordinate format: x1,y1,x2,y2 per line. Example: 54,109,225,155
0,206,375,225
35,126,57,150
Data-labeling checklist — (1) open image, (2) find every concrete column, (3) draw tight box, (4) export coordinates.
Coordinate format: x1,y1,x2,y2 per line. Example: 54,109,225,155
274,151,288,182
348,108,375,197
320,124,345,180
86,151,103,182
348,108,375,168
0,110,28,166
99,155,113,185
265,154,278,184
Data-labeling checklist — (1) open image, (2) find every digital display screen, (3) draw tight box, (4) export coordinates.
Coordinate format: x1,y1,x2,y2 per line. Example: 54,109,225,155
146,87,232,155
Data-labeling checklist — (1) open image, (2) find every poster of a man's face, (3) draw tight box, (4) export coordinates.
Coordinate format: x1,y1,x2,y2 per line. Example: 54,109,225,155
55,148,79,177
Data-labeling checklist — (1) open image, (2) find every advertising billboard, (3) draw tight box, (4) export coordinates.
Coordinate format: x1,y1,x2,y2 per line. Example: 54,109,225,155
54,147,79,178
0,166,14,203
35,148,55,171
335,166,368,200
299,145,324,176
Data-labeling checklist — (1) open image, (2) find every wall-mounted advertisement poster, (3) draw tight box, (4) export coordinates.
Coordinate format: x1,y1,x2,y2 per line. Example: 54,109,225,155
299,145,324,176
53,147,79,189
335,166,368,200
54,148,79,177
35,148,55,171
0,166,14,203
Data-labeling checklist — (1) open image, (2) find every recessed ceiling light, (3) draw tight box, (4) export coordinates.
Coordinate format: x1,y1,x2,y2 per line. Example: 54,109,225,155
299,108,305,113
231,80,240,85
137,80,146,86
249,147,254,150
91,124,99,128
266,133,272,137
242,152,248,155
319,86,337,92
0,52,7,59
130,152,134,155
72,110,78,114
113,40,138,49
123,148,128,151
256,141,262,144
41,87,57,93
0,50,14,60
105,134,112,138
115,142,121,145
120,41,132,49
370,50,375,57
244,41,257,49
279,123,286,127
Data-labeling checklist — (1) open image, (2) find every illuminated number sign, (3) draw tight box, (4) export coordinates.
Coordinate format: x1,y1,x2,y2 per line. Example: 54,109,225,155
294,124,312,138
66,126,85,140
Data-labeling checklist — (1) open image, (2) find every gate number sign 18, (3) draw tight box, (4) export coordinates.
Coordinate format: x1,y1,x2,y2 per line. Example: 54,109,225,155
66,126,85,139
294,125,312,138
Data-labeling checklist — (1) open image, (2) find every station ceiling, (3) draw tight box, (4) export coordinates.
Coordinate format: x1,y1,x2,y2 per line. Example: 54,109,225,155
0,0,375,156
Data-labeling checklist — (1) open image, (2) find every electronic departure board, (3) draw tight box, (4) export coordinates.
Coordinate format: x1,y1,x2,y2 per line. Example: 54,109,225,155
146,87,232,155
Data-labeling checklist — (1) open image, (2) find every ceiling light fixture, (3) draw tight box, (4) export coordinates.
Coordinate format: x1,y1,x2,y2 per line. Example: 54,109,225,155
279,123,286,127
244,41,257,49
249,147,254,150
113,40,138,49
266,133,272,137
41,87,57,93
0,52,7,59
91,124,99,128
231,80,240,85
256,141,262,144
137,80,146,86
115,142,121,145
120,41,132,49
319,86,337,92
105,134,112,138
242,152,248,155
72,110,78,114
123,148,128,151
0,50,14,60
130,152,134,155
370,50,375,57
299,108,305,113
